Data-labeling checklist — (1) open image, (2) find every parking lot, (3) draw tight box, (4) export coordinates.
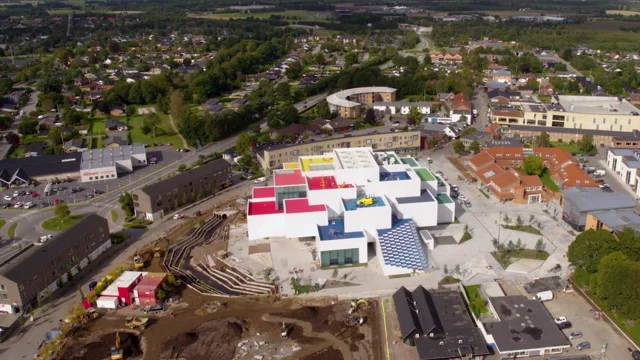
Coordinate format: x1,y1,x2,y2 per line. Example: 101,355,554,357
543,291,636,360
0,147,185,208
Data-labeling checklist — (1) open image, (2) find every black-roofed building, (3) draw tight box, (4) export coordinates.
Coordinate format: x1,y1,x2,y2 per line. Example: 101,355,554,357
392,285,489,360
132,158,232,220
0,152,82,185
105,118,128,131
0,214,111,311
23,141,44,157
482,295,570,357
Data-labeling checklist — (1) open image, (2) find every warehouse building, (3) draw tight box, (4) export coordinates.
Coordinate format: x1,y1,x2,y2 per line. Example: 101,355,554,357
560,186,637,231
0,214,111,311
0,152,82,186
79,145,147,182
132,159,233,221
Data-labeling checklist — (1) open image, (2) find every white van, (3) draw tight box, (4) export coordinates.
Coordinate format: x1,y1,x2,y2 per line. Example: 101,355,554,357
533,290,553,301
254,177,267,184
593,170,606,177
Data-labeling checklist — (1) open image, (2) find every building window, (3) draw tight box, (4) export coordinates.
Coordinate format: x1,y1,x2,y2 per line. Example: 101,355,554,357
89,177,93,180
1,294,6,300
0,285,5,292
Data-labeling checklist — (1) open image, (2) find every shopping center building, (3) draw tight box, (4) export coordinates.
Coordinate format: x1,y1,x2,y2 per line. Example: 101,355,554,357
247,147,455,276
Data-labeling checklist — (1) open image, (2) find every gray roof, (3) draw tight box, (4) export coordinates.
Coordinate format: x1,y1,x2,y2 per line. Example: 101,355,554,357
0,214,108,284
396,189,435,204
561,186,637,213
0,152,82,178
591,209,640,232
505,124,634,138
393,286,489,359
484,296,569,352
80,145,145,170
137,158,232,199
105,118,127,129
461,131,493,142
487,138,523,148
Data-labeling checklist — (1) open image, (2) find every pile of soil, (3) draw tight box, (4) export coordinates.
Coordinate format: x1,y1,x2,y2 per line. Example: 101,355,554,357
59,331,142,360
160,317,246,360
275,306,339,332
300,346,345,360
288,324,321,345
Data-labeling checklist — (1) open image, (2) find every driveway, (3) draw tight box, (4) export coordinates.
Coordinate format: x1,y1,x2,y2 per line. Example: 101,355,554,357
471,88,489,129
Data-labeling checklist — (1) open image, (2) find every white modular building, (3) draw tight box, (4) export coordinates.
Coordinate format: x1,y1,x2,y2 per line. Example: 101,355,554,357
246,148,455,276
80,145,148,182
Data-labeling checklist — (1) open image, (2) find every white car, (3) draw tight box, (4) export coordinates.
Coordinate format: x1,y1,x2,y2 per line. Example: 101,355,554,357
23,202,34,209
435,171,444,177
3,195,12,201
14,202,23,208
39,235,54,243
554,316,567,324
458,195,468,202
173,214,182,220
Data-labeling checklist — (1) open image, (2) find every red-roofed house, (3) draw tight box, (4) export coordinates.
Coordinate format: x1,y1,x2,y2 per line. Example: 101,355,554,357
133,273,167,306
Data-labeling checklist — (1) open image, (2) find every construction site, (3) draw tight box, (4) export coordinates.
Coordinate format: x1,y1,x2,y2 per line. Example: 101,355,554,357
51,199,385,360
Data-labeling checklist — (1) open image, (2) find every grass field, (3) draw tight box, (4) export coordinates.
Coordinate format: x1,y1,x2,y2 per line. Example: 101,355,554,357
129,106,182,149
110,209,118,223
191,10,330,22
540,169,560,192
42,214,83,231
8,222,16,239
606,10,640,16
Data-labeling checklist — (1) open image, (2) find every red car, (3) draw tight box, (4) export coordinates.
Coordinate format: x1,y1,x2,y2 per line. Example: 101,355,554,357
31,192,38,198
54,199,59,205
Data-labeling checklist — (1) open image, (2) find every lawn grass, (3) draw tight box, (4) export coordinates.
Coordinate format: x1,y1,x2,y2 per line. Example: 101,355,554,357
7,222,16,238
6,145,24,159
440,276,461,285
0,219,5,229
552,141,580,154
128,106,182,149
388,273,411,279
464,285,488,317
502,224,542,236
42,215,83,231
539,168,560,192
491,249,550,269
110,209,118,223
572,267,591,289
538,95,551,103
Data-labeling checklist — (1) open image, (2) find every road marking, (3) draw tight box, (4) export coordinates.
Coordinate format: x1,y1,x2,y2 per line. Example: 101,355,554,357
381,298,391,360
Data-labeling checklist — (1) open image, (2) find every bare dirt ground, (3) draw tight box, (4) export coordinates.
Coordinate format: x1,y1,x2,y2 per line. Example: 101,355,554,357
56,294,383,360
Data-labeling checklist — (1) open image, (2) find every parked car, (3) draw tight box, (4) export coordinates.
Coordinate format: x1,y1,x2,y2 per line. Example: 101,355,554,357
14,202,23,208
3,195,12,201
557,321,572,329
23,202,34,209
17,190,25,196
576,341,590,351
31,192,38,198
435,171,444,177
40,202,49,208
84,193,94,198
598,183,609,189
568,331,582,340
173,214,183,220
458,195,468,202
632,350,640,360
554,316,568,324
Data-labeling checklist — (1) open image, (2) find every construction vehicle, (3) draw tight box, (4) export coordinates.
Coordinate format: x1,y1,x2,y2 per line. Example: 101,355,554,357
132,254,144,270
348,298,369,314
86,307,99,320
111,332,124,360
125,316,149,330
344,313,365,326
356,197,373,207
280,321,288,339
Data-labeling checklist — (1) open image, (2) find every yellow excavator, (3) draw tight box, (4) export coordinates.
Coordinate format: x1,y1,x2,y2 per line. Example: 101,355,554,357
110,331,124,360
349,298,369,314
356,197,373,207
132,254,144,270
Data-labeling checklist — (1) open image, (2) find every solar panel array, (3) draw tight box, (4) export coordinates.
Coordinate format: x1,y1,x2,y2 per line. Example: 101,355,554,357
378,219,428,271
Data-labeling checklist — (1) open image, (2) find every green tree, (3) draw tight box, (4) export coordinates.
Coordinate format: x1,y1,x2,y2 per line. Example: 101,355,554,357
453,140,466,154
170,90,184,120
523,155,544,176
118,192,134,217
144,114,162,143
364,108,376,124
285,61,304,80
469,141,481,154
313,52,325,66
125,105,136,120
128,82,143,104
236,131,251,156
534,131,552,147
344,52,358,67
577,134,596,154
568,229,620,273
177,164,187,172
54,203,70,218
315,101,331,119
428,137,439,149
18,117,38,136
407,106,422,125
590,252,638,318
535,238,544,252
275,82,291,102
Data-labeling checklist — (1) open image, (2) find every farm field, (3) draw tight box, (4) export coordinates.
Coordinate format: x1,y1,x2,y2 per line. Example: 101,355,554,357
128,106,182,149
190,10,331,22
